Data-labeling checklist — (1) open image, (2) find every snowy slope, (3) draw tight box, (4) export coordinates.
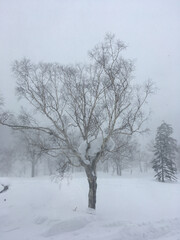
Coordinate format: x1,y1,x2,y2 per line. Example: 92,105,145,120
0,173,180,240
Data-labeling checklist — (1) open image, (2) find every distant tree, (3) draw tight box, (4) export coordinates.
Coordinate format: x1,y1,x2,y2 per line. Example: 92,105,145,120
152,122,177,182
16,130,45,177
135,145,152,173
46,157,57,175
0,148,14,176
109,135,135,176
0,34,153,209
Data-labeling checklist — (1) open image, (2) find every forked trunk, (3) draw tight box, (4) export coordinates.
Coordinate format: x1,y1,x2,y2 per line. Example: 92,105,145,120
85,167,97,209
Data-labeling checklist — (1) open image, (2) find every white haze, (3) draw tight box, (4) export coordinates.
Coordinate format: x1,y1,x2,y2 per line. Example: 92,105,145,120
0,0,180,145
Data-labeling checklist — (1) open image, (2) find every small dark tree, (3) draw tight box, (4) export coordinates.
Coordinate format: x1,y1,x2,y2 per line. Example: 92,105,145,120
152,122,177,182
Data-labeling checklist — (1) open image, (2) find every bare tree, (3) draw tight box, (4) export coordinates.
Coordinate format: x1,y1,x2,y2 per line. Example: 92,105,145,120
0,148,14,176
0,94,14,127
15,130,46,177
109,135,136,176
0,34,153,209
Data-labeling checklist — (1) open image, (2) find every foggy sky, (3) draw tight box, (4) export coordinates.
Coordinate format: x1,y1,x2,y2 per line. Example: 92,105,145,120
0,0,180,147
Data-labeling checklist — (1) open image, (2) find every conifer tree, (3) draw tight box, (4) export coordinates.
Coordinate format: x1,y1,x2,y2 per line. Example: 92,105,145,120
152,122,177,182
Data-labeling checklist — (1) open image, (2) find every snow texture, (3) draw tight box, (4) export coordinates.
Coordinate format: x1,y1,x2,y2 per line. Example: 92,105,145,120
88,136,103,157
0,172,180,240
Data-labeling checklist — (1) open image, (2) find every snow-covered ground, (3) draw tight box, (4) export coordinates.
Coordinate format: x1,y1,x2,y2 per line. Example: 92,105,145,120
0,172,180,240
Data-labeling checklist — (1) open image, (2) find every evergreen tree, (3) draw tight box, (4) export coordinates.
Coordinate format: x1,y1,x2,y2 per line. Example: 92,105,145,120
152,122,177,182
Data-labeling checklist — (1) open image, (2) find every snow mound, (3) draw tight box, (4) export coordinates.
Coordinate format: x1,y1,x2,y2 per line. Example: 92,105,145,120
43,217,90,237
0,184,4,192
103,218,180,240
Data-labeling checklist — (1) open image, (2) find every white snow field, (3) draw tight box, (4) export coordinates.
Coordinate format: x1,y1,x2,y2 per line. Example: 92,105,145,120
0,172,180,240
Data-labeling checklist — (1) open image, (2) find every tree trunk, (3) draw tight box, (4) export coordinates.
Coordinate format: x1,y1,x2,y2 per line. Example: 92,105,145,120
85,167,97,209
119,166,122,176
31,162,35,177
116,161,122,176
116,164,122,176
103,161,109,173
161,160,165,182
139,159,143,173
162,169,165,182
